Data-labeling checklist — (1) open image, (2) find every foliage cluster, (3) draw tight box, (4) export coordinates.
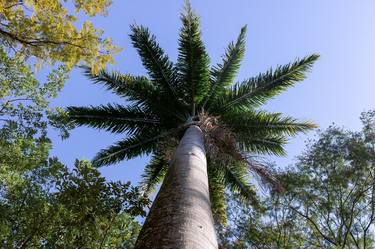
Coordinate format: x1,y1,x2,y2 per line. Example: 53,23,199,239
219,111,375,249
0,0,120,72
0,45,147,248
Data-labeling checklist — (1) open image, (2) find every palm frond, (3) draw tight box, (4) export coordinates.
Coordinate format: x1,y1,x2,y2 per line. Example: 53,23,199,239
222,110,316,137
221,161,258,206
140,154,169,194
245,158,282,193
130,25,180,102
92,129,170,167
203,26,247,110
81,66,154,102
81,66,185,123
207,164,227,225
177,2,210,110
237,134,287,156
68,104,160,134
211,54,319,112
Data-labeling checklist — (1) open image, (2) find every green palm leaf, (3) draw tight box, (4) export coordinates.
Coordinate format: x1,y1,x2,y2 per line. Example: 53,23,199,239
203,26,247,110
221,161,258,205
222,110,316,137
237,134,287,156
211,54,319,113
81,66,185,122
92,129,169,167
130,25,179,101
68,104,160,134
177,2,210,111
208,164,227,225
140,154,169,194
81,66,154,102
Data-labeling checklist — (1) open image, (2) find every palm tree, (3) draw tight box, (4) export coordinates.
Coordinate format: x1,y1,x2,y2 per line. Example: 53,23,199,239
68,3,318,249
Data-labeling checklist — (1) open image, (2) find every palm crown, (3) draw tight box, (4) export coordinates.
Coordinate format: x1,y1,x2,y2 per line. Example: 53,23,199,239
68,3,318,222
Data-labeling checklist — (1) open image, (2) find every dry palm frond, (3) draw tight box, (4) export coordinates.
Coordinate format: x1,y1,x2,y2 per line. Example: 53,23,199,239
244,156,283,193
198,112,282,193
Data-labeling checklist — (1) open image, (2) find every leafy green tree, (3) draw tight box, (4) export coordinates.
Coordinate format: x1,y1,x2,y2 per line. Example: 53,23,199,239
282,112,375,248
0,45,69,197
0,47,147,248
220,111,375,249
0,0,120,72
218,188,308,249
68,2,318,248
0,46,71,139
0,158,147,248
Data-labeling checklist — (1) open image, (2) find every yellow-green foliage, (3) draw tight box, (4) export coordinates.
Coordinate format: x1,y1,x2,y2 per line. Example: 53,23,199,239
0,0,121,73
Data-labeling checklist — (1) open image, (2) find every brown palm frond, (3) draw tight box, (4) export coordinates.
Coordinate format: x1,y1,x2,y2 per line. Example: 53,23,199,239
198,112,282,193
245,156,283,193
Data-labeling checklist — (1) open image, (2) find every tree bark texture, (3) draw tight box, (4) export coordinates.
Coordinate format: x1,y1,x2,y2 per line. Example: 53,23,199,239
134,125,218,249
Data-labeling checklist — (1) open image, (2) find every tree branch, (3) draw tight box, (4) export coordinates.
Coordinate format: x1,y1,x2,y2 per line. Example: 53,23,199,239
290,206,338,246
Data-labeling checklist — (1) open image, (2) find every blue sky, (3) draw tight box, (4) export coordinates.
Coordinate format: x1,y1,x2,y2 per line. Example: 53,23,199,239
49,0,375,184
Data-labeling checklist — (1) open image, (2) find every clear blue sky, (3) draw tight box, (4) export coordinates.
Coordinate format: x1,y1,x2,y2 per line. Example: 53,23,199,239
49,0,375,184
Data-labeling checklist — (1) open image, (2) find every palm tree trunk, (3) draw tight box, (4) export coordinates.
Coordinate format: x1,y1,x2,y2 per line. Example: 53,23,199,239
134,125,218,249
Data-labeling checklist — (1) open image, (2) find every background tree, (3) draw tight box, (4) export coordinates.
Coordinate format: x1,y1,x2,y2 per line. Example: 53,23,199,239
0,0,120,72
283,112,375,248
0,46,71,140
219,186,310,248
219,110,375,249
68,2,318,248
0,158,147,248
0,48,147,248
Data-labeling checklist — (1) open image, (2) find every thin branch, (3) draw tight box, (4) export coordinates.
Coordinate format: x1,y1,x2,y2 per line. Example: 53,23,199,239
4,2,23,9
0,28,85,49
290,206,338,246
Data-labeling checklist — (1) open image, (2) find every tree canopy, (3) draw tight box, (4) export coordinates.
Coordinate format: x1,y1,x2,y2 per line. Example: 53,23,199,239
0,45,147,248
0,0,120,72
219,110,375,248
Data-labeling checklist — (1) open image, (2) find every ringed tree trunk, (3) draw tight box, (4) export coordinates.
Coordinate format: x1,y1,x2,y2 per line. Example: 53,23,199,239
134,125,218,249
